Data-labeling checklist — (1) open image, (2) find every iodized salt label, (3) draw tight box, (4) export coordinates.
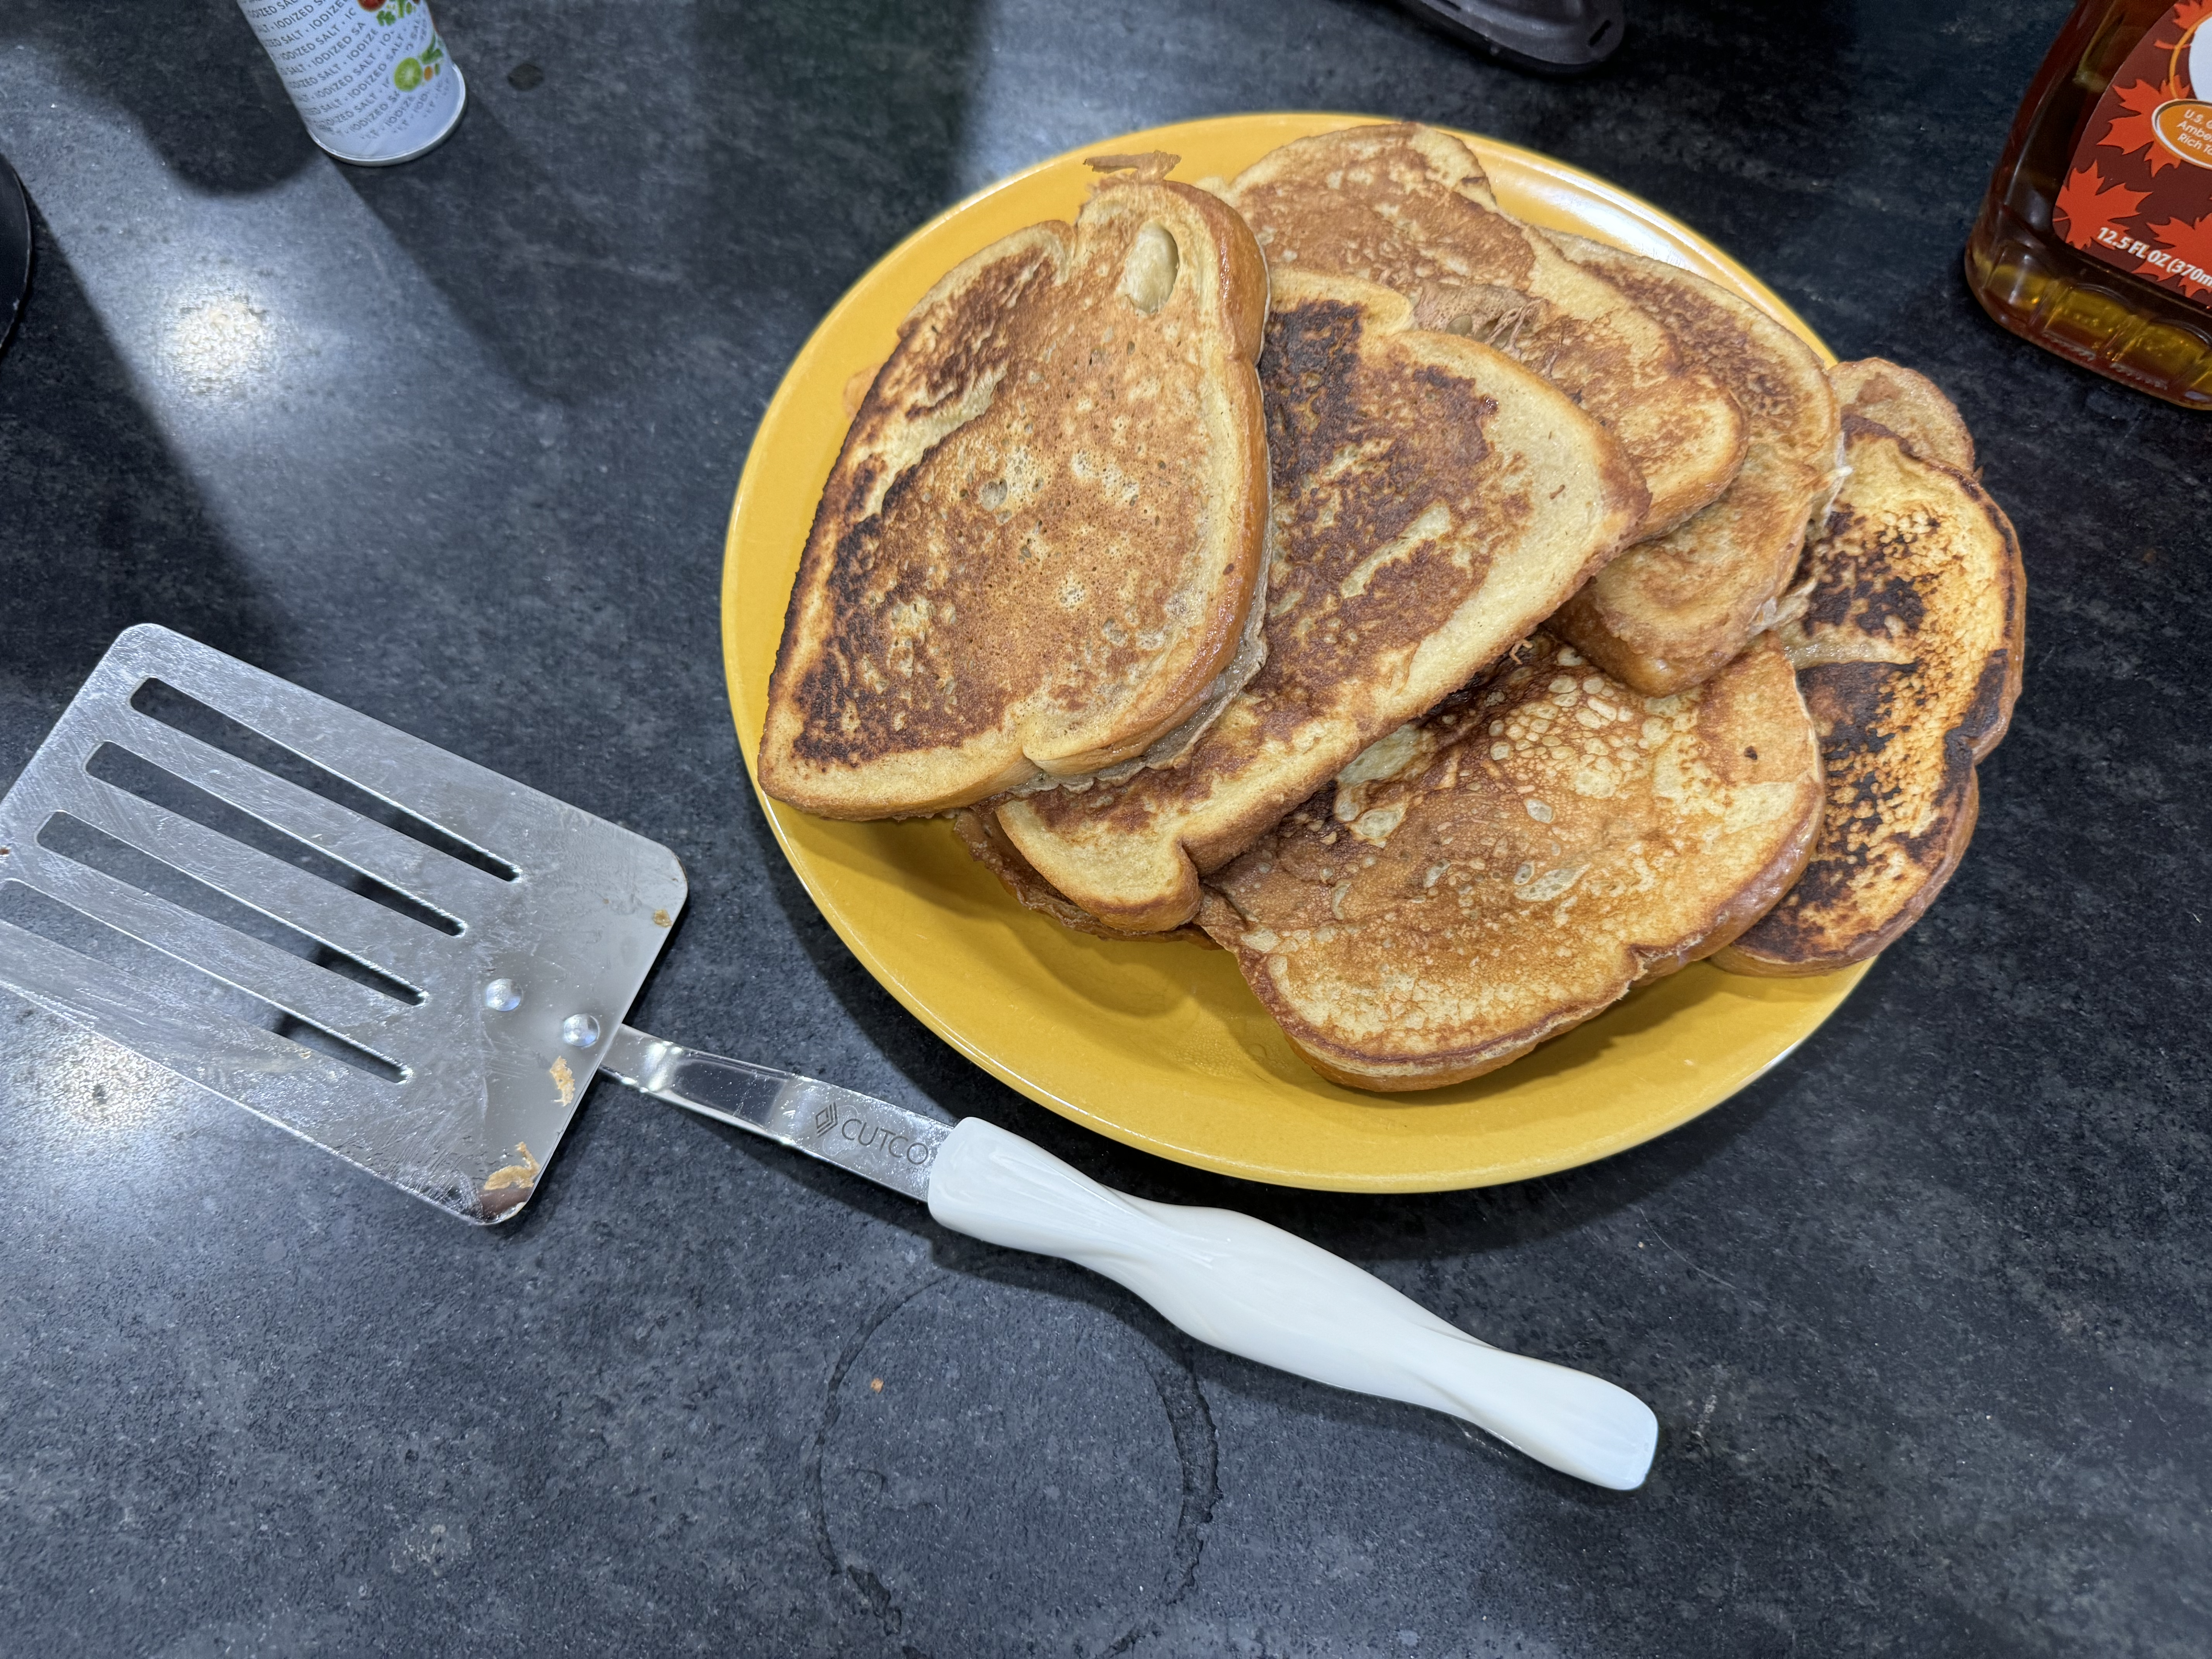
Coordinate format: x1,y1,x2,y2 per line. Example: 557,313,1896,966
237,0,466,167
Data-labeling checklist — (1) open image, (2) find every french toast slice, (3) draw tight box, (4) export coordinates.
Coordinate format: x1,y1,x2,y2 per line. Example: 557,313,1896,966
1198,633,1824,1091
949,808,1212,945
1221,124,1744,539
1544,234,1843,696
1826,358,1975,472
995,271,1647,934
759,170,1269,819
1714,391,2023,976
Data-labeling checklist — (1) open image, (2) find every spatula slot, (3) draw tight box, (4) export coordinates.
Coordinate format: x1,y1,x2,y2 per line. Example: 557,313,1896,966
128,679,520,885
86,742,464,939
0,878,408,1084
268,1016,407,1083
1,877,264,1027
33,813,424,1006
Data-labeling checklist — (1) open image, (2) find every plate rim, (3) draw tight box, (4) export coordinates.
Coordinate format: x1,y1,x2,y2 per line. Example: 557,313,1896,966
720,112,1865,1191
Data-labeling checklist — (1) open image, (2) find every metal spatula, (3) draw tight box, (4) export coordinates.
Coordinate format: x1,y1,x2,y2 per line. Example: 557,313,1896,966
0,625,1658,1489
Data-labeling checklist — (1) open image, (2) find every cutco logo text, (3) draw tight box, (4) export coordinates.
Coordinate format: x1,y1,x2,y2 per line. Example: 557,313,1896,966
809,1104,934,1166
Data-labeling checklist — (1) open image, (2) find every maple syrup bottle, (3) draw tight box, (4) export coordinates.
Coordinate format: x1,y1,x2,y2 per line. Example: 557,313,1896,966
1966,0,2212,407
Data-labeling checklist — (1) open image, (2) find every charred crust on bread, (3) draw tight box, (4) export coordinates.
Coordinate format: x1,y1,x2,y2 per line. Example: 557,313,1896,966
1715,394,2023,977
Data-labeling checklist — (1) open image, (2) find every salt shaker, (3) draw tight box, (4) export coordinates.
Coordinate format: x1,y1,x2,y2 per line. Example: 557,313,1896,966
236,0,466,166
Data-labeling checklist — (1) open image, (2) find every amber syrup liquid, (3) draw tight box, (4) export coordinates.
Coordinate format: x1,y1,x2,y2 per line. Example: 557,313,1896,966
1966,0,2212,408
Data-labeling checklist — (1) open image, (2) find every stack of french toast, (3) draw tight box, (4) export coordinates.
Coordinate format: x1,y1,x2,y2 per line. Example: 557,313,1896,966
759,124,2025,1092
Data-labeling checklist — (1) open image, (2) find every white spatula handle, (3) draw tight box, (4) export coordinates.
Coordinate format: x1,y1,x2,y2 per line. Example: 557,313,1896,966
926,1119,1658,1490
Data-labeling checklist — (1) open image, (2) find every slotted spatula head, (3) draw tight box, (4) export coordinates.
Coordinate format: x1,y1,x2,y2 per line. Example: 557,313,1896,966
0,625,686,1223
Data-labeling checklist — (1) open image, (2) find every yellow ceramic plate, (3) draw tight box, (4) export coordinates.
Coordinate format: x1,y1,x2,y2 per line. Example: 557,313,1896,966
722,113,1867,1192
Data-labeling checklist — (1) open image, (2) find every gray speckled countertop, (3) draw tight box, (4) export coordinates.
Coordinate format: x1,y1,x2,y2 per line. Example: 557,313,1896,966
2,2,2207,1654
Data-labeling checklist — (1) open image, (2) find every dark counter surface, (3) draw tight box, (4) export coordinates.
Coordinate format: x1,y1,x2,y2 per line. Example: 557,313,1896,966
2,2,2206,1653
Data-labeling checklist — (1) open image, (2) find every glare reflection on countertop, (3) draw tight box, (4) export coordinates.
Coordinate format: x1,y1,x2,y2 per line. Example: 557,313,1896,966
162,290,278,399
8,1009,212,1208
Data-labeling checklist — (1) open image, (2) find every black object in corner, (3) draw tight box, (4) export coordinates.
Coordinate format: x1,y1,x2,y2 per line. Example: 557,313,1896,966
1397,0,1625,72
0,156,28,358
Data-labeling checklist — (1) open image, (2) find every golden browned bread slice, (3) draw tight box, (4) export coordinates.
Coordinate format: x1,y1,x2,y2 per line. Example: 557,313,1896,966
758,170,1269,819
1714,406,2023,976
995,271,1647,934
1197,633,1824,1091
950,808,1212,945
1221,124,1744,539
1543,233,1843,696
1827,358,1975,472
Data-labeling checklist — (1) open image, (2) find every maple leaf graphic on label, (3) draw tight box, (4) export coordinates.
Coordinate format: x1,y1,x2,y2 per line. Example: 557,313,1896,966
2100,79,2186,172
2150,210,2212,297
2155,0,2212,69
2054,162,2150,243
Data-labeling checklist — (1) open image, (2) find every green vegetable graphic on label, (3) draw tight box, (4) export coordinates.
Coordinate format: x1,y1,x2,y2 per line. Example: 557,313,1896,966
392,33,446,91
374,0,420,23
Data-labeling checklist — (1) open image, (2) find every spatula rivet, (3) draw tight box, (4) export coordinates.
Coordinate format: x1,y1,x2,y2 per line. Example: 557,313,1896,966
560,1013,601,1049
483,979,521,1012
